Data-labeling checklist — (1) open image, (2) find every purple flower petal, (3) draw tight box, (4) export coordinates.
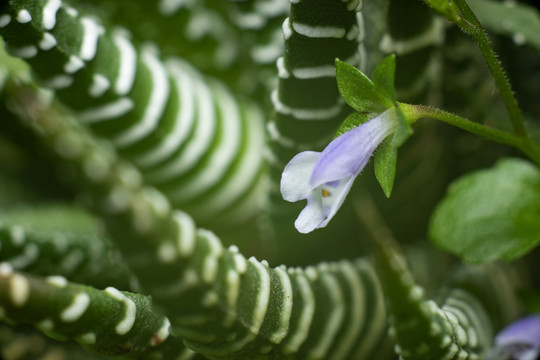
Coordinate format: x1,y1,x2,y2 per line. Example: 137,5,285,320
496,314,540,349
281,151,320,202
486,314,540,360
310,108,397,189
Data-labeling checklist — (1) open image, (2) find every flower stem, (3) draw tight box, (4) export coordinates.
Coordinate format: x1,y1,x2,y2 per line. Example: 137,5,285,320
452,0,527,137
402,103,540,167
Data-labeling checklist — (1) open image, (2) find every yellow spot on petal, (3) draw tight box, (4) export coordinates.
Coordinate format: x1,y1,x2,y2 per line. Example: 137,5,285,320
322,189,331,197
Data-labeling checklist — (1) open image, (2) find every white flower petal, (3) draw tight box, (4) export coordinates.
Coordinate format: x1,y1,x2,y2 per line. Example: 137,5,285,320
281,151,320,202
520,349,540,360
318,176,355,228
294,195,325,234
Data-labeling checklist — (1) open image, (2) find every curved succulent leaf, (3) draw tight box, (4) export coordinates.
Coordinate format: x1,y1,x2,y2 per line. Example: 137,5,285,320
269,0,365,155
6,82,390,359
0,263,176,356
0,0,267,228
0,204,133,289
373,233,522,360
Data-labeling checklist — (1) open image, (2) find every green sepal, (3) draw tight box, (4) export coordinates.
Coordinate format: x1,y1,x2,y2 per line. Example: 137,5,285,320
374,138,397,198
333,112,375,139
373,105,412,198
336,59,393,113
393,104,413,148
372,55,397,104
429,158,540,263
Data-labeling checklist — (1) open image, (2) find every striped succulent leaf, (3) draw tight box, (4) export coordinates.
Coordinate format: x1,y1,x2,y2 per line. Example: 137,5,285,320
229,0,289,64
0,0,267,228
0,204,133,290
269,0,365,156
380,0,445,102
0,263,177,356
72,0,256,97
7,80,390,360
225,0,290,95
373,233,522,360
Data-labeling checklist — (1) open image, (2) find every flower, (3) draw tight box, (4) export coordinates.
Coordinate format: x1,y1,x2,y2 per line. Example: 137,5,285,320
486,314,540,360
280,108,397,233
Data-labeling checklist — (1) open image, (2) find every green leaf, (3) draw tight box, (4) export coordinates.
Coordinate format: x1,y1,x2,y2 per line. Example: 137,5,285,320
429,158,540,263
333,112,374,139
372,54,396,103
335,59,393,113
0,203,99,235
374,138,397,198
468,0,540,51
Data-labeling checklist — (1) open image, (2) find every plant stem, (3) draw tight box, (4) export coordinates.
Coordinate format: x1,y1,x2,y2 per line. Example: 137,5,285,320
402,103,540,167
452,0,527,137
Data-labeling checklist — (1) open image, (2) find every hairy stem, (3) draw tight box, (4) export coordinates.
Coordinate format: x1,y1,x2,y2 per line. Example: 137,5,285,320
403,103,540,167
452,0,527,137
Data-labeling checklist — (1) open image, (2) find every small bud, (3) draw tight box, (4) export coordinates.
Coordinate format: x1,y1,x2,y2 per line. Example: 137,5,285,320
424,0,461,23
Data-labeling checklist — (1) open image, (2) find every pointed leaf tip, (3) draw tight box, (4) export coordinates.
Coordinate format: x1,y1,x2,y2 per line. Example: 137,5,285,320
373,54,397,103
335,59,392,113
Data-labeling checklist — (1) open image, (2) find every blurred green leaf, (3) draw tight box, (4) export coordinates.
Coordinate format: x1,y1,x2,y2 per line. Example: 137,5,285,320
429,158,540,263
469,0,540,51
519,288,540,314
0,203,99,235
335,59,393,113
